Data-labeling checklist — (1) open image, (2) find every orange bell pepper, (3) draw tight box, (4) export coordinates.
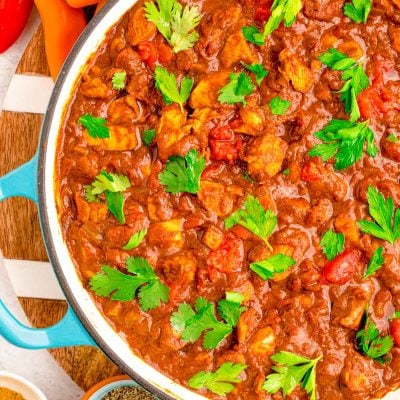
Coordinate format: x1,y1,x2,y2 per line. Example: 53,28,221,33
34,0,87,80
66,0,99,7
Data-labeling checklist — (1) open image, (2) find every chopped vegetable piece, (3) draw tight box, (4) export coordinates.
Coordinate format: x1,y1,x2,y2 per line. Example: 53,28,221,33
322,249,361,284
250,254,296,280
390,315,400,347
225,196,277,250
188,362,247,396
90,256,169,311
308,119,377,170
320,229,345,261
170,293,247,349
269,96,291,115
218,72,255,106
241,62,269,86
241,26,265,46
79,114,110,139
154,66,194,111
356,311,394,363
112,70,127,90
123,229,147,250
142,128,156,146
144,0,201,53
344,0,372,23
363,246,384,279
158,149,206,194
263,351,322,400
358,186,400,244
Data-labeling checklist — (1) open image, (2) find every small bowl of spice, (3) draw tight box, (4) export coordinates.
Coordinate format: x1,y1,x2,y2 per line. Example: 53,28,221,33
0,372,47,400
82,376,157,400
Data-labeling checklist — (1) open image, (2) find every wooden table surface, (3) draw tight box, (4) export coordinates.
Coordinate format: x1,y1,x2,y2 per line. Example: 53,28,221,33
0,25,120,391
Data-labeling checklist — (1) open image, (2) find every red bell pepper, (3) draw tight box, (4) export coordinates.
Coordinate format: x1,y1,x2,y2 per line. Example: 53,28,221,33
322,249,362,285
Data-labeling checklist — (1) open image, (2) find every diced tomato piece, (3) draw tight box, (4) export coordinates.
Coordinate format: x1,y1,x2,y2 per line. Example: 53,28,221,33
391,319,400,347
254,0,272,22
209,126,242,163
206,233,244,273
301,159,324,182
137,41,157,69
322,249,362,285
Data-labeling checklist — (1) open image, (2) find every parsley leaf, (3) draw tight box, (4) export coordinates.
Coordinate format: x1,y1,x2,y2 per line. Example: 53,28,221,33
142,128,156,146
85,171,131,224
387,133,399,143
344,0,372,23
308,119,378,170
225,195,277,250
144,0,201,53
158,149,206,194
358,186,400,244
319,49,369,122
363,246,384,279
269,96,291,115
356,312,394,363
90,256,169,311
79,115,110,139
320,229,345,261
170,293,246,349
241,62,268,86
250,254,296,280
154,66,194,111
123,229,147,250
218,72,255,106
242,0,302,45
112,71,127,90
263,351,322,400
188,362,247,396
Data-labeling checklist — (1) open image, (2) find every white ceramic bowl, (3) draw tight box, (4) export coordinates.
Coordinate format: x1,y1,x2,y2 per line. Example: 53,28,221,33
0,371,47,400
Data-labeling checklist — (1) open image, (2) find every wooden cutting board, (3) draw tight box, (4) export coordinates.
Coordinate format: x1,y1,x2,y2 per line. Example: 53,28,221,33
0,25,120,391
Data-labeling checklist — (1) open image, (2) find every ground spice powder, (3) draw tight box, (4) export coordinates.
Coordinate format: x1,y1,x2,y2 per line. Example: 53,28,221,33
0,387,25,400
102,386,155,400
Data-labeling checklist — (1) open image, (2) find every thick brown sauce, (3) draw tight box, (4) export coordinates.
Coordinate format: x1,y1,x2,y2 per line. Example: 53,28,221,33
56,0,400,399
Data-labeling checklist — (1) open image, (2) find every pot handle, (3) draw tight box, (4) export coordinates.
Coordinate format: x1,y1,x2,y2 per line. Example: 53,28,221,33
0,156,96,348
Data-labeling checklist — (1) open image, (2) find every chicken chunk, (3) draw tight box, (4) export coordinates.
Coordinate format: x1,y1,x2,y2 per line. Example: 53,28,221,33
249,327,276,357
80,76,113,99
189,71,230,109
74,194,108,223
86,125,138,151
220,31,258,68
107,96,140,125
245,134,288,181
147,219,183,251
335,213,360,246
233,107,266,136
126,7,157,46
279,49,313,93
303,0,345,21
202,225,224,250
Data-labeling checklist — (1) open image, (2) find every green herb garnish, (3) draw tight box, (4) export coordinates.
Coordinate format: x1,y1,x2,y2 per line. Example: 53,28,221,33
344,0,372,23
363,246,384,279
250,254,296,280
154,66,194,111
358,186,400,244
123,229,147,250
144,0,201,53
189,362,247,396
79,115,110,139
218,72,255,106
282,168,290,175
241,62,268,86
158,149,206,194
143,128,156,146
90,256,169,311
263,351,322,400
225,196,277,250
269,96,291,115
170,292,246,349
308,119,377,170
387,133,399,143
320,229,345,261
112,71,127,90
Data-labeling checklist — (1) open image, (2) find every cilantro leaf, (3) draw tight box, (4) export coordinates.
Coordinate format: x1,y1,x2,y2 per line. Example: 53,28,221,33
320,229,345,261
241,62,269,86
188,362,247,396
142,128,156,146
241,26,265,46
263,351,322,400
363,246,384,279
282,168,290,175
387,133,399,143
309,119,378,170
218,72,255,106
344,0,372,23
319,49,369,122
225,196,277,250
171,293,246,349
79,115,110,139
264,0,302,36
112,71,127,90
90,257,169,311
144,0,201,53
106,191,126,224
358,186,400,244
250,254,296,280
123,229,147,250
158,149,206,194
356,312,394,363
154,66,194,111
269,96,291,115
391,311,400,320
